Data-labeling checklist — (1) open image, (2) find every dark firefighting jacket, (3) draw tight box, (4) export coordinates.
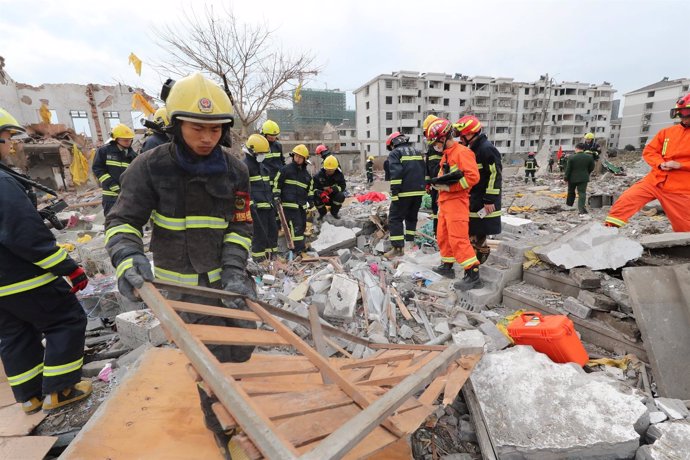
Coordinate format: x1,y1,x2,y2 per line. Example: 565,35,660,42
273,162,314,210
263,139,285,181
92,142,137,198
0,171,78,296
467,134,503,234
244,154,274,209
313,168,346,195
425,145,442,182
388,143,426,201
524,157,539,171
140,132,170,154
105,143,252,286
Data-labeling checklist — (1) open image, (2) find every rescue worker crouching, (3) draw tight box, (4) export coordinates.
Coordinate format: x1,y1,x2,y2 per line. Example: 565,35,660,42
0,107,91,414
243,134,278,262
366,156,374,184
260,119,284,182
273,144,314,254
140,106,170,153
524,152,538,183
425,118,482,291
423,115,442,235
452,115,502,268
92,123,137,216
313,155,346,220
385,131,426,259
605,93,690,232
315,144,333,163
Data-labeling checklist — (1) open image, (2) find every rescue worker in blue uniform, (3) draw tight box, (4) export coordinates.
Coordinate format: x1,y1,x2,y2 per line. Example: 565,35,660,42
0,107,91,415
313,155,346,220
385,131,426,259
243,134,278,261
140,106,170,153
273,145,314,254
92,123,137,215
260,119,284,182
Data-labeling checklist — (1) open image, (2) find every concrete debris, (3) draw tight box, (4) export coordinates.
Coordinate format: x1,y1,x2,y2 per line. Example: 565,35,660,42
577,289,618,311
569,267,601,289
639,232,690,249
115,310,168,349
311,222,360,255
654,398,690,420
648,411,668,425
451,329,486,354
534,222,643,270
636,421,690,460
563,296,592,319
324,274,359,320
261,274,276,286
471,346,649,459
398,324,415,339
477,322,511,352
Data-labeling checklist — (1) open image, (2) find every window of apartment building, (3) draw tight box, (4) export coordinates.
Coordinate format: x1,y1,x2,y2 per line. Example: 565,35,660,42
70,110,92,137
103,111,121,132
443,98,449,107
523,100,529,109
444,83,450,91
549,139,553,145
530,140,535,146
366,116,370,124
645,102,654,109
494,141,503,147
417,105,421,113
576,102,585,108
350,130,356,137
640,137,648,147
520,140,525,147
524,88,529,95
588,97,592,103
365,86,370,97
385,80,393,89
683,85,689,91
366,102,370,110
340,142,346,147
385,112,393,120
385,96,393,105
459,99,466,107
647,91,655,98
366,130,370,138
386,127,393,135
506,140,511,147
367,145,371,152
460,84,466,91
496,127,510,134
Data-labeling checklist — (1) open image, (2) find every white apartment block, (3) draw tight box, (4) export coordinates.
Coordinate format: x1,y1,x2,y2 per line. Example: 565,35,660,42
618,77,690,150
610,119,621,151
354,71,615,160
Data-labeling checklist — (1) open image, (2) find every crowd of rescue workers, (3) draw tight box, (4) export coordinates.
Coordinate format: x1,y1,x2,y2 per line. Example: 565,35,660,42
1,73,689,445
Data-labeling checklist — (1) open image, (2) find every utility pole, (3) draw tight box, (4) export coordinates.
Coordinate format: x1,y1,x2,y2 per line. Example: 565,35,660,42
536,73,553,152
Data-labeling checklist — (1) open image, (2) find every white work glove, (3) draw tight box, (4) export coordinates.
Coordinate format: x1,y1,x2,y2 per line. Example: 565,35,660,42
432,184,450,192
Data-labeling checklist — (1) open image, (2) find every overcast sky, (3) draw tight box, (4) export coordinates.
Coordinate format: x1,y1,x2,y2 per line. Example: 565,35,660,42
1,0,687,111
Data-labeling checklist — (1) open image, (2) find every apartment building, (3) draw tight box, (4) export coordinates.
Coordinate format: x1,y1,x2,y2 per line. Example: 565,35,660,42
618,77,690,150
354,71,614,159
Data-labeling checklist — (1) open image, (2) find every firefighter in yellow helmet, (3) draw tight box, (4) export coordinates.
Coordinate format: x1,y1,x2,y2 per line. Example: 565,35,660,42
366,155,374,184
0,107,91,415
273,144,314,254
140,106,170,153
92,123,137,215
260,119,283,182
243,134,278,261
313,154,346,220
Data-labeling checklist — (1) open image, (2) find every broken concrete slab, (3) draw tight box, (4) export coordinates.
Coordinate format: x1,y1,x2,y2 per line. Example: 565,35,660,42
577,289,618,311
648,411,668,424
654,398,689,420
336,248,352,264
115,310,167,349
600,275,633,315
501,214,539,236
563,296,592,319
471,346,649,459
398,324,414,339
624,264,690,399
477,322,511,352
636,421,690,460
523,266,581,298
569,267,601,289
324,274,359,321
451,329,486,354
639,232,690,249
311,222,359,255
534,222,643,270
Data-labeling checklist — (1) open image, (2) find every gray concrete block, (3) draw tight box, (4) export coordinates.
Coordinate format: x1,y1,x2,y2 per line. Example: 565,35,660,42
471,346,649,459
324,274,359,321
115,309,167,349
569,267,601,289
640,232,690,249
478,322,511,351
534,222,643,270
577,289,618,311
636,421,690,460
398,324,414,340
311,222,358,255
501,215,539,235
563,296,592,319
654,398,690,420
451,329,486,354
524,267,581,298
311,293,328,315
336,248,352,264
624,264,690,399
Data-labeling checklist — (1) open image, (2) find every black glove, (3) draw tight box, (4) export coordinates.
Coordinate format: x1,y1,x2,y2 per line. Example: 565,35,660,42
221,270,257,362
117,254,154,301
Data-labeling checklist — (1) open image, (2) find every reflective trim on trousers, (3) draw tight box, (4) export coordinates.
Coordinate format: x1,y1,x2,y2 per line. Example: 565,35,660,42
43,357,83,377
7,362,43,387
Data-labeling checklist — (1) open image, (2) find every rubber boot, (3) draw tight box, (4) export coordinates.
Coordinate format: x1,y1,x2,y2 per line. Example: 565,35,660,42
433,262,455,278
43,379,92,411
317,209,327,221
453,266,483,291
330,210,340,219
384,246,404,259
22,396,42,415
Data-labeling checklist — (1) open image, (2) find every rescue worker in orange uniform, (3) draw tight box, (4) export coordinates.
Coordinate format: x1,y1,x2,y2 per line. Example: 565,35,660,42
605,94,690,232
425,119,481,291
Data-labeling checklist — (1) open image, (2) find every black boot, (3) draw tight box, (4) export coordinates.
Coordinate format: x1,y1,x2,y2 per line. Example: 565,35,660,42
433,262,455,278
454,267,483,291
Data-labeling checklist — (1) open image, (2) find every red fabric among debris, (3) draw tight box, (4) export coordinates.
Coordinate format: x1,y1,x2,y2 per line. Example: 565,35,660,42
356,191,388,202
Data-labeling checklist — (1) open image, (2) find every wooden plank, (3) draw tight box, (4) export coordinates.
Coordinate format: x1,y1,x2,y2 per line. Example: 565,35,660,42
389,287,413,321
357,352,439,387
59,348,222,459
153,280,371,346
276,403,359,447
220,360,319,379
239,381,330,396
0,436,57,460
137,283,299,460
324,337,353,358
301,344,466,460
187,324,288,347
308,304,332,384
463,379,498,460
0,382,15,409
369,343,447,351
340,352,415,370
245,299,406,438
443,357,481,405
418,363,457,406
169,300,260,322
0,404,47,436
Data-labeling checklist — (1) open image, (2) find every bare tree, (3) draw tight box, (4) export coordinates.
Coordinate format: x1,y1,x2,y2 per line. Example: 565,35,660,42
154,6,319,139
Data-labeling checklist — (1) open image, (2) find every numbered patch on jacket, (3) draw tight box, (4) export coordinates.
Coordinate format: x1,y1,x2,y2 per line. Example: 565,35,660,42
233,191,252,222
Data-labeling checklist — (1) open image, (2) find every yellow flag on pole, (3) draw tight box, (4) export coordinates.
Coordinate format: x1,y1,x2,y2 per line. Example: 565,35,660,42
39,103,52,124
69,144,89,186
294,82,302,103
131,93,155,116
128,52,142,76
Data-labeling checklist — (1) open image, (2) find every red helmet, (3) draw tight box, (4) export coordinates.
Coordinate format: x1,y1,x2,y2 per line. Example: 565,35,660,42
315,144,329,156
386,131,408,151
425,118,452,144
670,93,690,118
453,115,482,137
528,151,536,156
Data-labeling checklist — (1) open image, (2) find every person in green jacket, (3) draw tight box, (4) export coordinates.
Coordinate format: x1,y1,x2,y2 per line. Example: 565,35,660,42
564,143,595,215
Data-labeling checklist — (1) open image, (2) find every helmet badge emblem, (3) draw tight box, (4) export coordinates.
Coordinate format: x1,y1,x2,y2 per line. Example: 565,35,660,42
198,98,213,113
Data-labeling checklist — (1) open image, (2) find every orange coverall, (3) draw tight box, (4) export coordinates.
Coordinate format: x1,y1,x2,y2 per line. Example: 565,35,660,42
436,142,481,270
606,123,690,232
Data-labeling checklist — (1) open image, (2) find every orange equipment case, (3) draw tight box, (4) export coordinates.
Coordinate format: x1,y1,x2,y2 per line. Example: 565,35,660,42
507,311,589,366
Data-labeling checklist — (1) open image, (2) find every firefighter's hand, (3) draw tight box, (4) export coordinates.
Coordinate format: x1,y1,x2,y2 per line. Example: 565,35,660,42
660,161,681,170
221,271,256,312
483,203,496,214
320,191,330,203
117,254,154,302
432,184,450,192
68,266,89,293
425,183,432,194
